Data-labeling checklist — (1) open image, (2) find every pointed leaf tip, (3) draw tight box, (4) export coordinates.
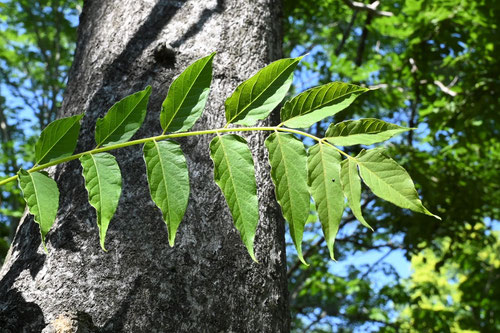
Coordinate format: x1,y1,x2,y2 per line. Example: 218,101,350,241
209,134,259,261
281,81,369,129
326,118,411,146
265,132,310,263
307,143,344,260
356,149,439,218
80,153,122,251
95,86,151,147
143,140,189,247
35,113,85,165
340,158,373,230
18,169,60,250
161,54,215,133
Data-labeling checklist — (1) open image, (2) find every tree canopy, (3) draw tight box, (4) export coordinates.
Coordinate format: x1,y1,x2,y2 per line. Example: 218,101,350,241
284,0,500,331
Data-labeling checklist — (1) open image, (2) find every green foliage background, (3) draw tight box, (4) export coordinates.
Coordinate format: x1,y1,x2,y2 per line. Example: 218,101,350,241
284,0,500,331
0,0,499,332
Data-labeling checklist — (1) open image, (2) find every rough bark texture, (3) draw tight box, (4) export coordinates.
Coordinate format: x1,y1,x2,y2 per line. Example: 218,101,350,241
0,0,289,332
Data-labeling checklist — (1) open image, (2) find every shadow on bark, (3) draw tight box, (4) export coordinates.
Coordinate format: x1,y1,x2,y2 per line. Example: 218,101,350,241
0,218,46,331
0,289,46,332
171,0,225,48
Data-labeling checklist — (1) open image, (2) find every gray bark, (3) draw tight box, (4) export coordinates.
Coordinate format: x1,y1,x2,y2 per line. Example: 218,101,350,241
0,0,289,332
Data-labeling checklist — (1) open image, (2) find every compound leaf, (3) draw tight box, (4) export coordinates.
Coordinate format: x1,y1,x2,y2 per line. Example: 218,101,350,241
340,158,372,230
80,153,122,250
326,118,410,146
35,114,84,165
95,86,151,147
209,134,259,261
356,149,440,219
225,57,302,126
161,53,215,133
307,143,344,260
18,169,59,250
281,82,368,128
143,140,189,246
265,132,310,265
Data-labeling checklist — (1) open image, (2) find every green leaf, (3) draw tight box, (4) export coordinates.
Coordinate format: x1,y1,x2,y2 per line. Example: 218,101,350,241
265,132,310,265
307,143,344,260
143,140,189,246
95,86,152,147
225,57,302,126
161,53,215,133
18,169,59,250
325,118,411,146
356,149,440,219
340,158,372,230
80,153,122,250
209,134,259,262
35,114,84,165
281,82,369,128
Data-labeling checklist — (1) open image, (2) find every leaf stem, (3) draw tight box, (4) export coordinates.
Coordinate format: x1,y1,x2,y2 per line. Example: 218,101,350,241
0,126,350,187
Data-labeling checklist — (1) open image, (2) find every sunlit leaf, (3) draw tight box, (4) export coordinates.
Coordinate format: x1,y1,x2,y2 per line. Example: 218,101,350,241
95,86,151,147
265,132,310,265
326,118,410,146
307,143,344,260
35,114,84,164
356,149,440,219
18,169,59,250
143,140,189,246
209,134,259,261
80,153,122,250
161,53,215,133
340,158,372,229
281,82,368,128
225,57,302,126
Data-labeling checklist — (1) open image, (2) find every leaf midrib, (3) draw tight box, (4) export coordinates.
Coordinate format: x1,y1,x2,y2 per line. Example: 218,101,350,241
218,136,250,240
276,133,301,237
346,159,358,209
90,154,104,228
318,144,334,237
330,127,403,137
154,141,172,224
29,172,44,228
228,60,297,124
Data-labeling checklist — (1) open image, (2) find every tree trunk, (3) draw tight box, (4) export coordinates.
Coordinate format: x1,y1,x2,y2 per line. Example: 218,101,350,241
0,1,289,332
